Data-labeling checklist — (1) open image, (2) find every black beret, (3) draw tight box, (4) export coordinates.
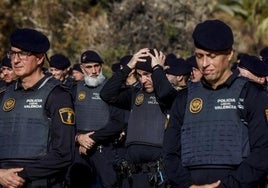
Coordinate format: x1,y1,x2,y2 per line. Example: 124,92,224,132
49,54,71,70
10,28,50,53
72,63,83,73
192,19,234,51
135,49,155,73
238,54,268,77
111,63,120,72
186,55,198,69
81,50,104,64
166,58,192,76
1,55,12,68
260,47,268,59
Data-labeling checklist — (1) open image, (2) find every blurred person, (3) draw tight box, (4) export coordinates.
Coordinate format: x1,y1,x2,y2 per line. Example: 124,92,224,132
165,57,191,91
49,53,74,88
237,54,268,86
186,55,202,83
1,55,18,85
72,63,84,82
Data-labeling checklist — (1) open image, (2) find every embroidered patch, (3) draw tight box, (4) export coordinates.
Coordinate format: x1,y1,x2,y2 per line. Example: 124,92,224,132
78,91,86,101
265,109,268,122
3,98,15,112
135,93,144,106
189,98,203,114
59,108,75,125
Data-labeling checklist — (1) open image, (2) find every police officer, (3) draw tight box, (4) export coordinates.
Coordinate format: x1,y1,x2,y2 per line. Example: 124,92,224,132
72,63,84,82
69,50,125,188
0,28,76,188
0,55,18,87
49,53,74,88
163,19,268,188
237,54,268,86
186,55,203,83
100,48,168,188
165,57,192,91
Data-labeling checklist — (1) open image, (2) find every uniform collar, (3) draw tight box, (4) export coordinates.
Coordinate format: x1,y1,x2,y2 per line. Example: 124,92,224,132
15,73,52,91
201,69,239,90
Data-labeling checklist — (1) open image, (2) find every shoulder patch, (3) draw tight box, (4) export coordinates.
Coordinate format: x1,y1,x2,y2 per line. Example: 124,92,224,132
59,107,75,125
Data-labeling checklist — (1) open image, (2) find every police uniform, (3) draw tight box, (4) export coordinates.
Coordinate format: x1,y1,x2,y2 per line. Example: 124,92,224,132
69,50,126,188
0,28,76,188
100,60,168,188
0,73,76,187
163,20,268,188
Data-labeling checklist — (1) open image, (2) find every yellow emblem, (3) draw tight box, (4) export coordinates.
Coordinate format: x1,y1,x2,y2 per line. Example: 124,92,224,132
78,91,86,101
265,109,268,122
59,108,75,125
3,98,15,112
189,98,203,113
135,93,144,106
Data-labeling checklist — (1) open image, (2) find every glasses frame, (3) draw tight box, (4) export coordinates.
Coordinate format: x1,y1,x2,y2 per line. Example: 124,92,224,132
7,50,33,60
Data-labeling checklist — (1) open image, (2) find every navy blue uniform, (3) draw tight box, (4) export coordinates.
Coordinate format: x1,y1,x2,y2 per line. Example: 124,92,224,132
163,70,268,188
70,80,126,188
0,73,76,187
100,66,168,188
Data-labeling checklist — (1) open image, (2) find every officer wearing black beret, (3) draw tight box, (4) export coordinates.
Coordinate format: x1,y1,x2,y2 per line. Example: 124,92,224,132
0,55,18,87
69,50,126,188
0,28,75,188
72,63,84,82
165,57,191,91
237,54,268,86
100,48,170,187
49,53,74,88
163,19,268,188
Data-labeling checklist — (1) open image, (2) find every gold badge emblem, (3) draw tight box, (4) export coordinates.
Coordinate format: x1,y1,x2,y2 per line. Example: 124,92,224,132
3,98,15,112
135,93,144,106
59,108,75,125
78,91,86,101
189,98,203,113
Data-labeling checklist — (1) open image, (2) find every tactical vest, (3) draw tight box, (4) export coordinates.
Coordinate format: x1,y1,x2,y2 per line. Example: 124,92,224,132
126,91,166,147
181,78,250,167
75,81,109,131
0,76,60,160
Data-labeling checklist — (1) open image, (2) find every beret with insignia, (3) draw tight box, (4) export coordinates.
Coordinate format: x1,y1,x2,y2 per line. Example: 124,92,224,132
81,50,104,64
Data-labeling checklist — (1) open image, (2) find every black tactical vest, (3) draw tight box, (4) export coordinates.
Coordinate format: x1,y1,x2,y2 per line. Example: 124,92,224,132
181,78,250,167
75,81,109,131
126,90,166,147
0,76,60,160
